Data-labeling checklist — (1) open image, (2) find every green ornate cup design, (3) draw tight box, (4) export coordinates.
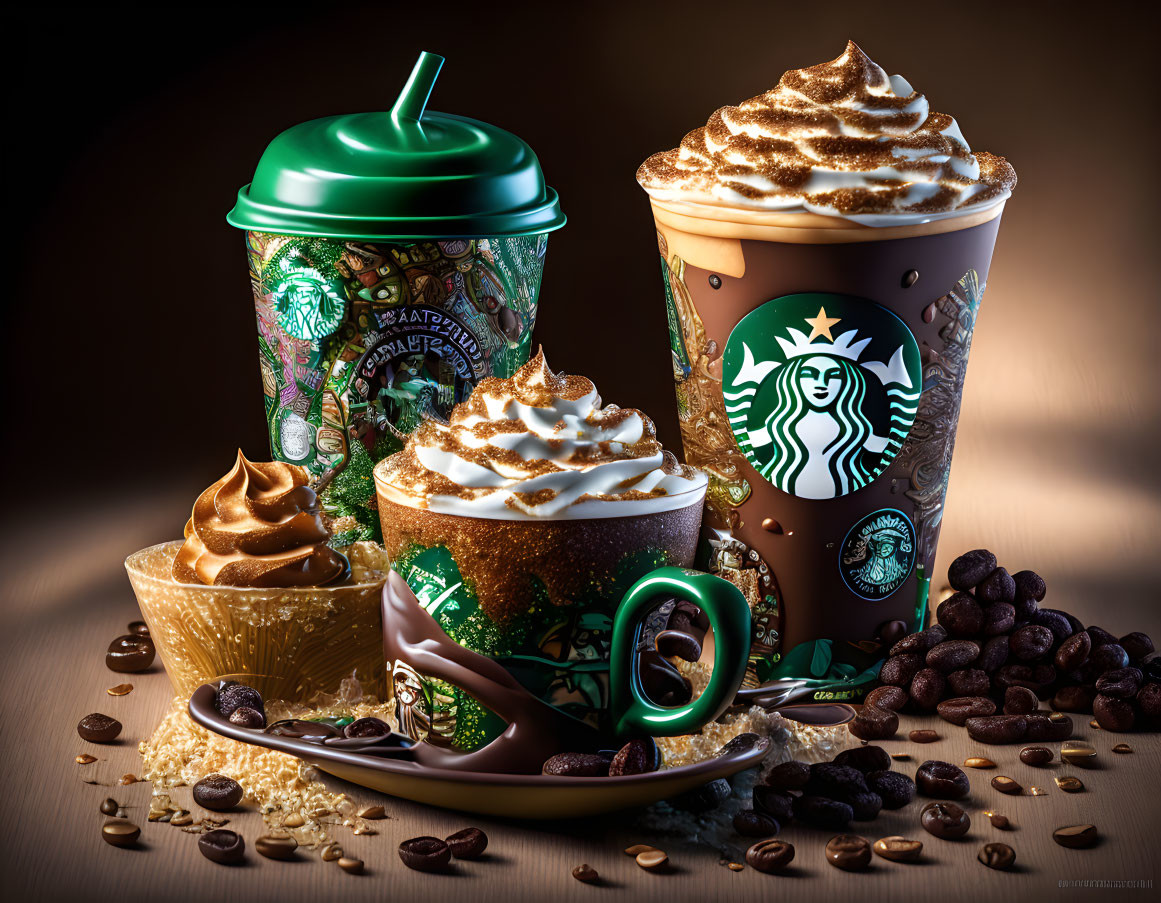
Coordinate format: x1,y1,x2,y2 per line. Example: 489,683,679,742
378,496,751,756
244,232,548,545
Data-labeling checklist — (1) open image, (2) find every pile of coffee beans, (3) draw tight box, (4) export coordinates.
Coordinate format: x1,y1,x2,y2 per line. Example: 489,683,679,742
868,549,1158,733
730,744,915,837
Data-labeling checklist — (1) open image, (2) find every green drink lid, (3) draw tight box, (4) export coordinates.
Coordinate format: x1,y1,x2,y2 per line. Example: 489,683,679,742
227,52,565,240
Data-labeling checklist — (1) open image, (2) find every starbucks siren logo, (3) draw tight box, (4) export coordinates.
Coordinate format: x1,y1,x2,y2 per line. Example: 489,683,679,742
722,293,922,499
839,508,917,600
271,253,348,341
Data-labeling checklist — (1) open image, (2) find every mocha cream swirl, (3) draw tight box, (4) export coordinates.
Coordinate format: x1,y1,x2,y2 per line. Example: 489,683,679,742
172,452,348,587
637,41,1016,224
374,350,707,519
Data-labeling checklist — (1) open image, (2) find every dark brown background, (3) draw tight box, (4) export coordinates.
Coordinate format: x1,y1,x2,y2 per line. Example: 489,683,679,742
4,3,1161,901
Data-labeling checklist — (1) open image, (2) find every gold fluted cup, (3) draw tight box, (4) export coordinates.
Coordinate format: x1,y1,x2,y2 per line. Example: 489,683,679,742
125,540,391,700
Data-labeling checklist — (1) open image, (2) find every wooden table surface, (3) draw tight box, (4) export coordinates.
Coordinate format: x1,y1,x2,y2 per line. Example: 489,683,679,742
3,492,1159,903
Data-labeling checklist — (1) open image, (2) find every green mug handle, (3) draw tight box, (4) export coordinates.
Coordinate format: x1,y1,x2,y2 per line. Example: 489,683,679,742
609,567,751,737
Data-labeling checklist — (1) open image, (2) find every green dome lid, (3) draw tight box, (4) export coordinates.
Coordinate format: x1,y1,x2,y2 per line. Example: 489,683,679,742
227,52,565,240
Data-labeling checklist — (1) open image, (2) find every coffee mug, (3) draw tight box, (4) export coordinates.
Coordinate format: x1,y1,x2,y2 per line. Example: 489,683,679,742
379,502,751,773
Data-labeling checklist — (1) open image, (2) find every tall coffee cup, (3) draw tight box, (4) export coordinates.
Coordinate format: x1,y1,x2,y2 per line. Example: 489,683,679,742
228,53,564,543
637,43,1016,699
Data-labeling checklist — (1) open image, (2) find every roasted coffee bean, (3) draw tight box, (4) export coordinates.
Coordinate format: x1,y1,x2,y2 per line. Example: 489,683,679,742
764,761,811,791
1055,776,1084,793
1086,626,1119,648
916,761,970,799
106,635,155,673
987,812,1011,829
977,568,1016,605
542,752,611,777
193,774,243,811
752,786,794,822
320,842,343,862
77,713,122,743
265,719,342,741
1055,632,1092,671
921,802,970,839
964,757,995,769
909,729,940,743
1019,746,1053,766
216,683,264,719
1052,685,1095,713
338,857,364,875
948,669,990,697
1003,686,1039,715
866,771,915,810
445,827,488,859
835,745,892,774
880,653,925,687
636,849,668,871
398,836,451,872
716,732,761,759
572,864,600,884
1089,643,1130,673
936,593,984,637
1137,682,1161,718
1112,743,1133,754
849,705,899,740
199,829,245,865
848,791,883,821
1010,625,1054,661
1011,568,1046,601
927,640,980,673
101,820,140,848
792,795,853,829
873,836,923,862
228,706,265,729
994,664,1054,694
806,763,868,800
1053,825,1098,849
733,809,780,837
639,649,693,705
981,602,1016,637
825,834,871,871
1095,667,1142,699
255,834,298,860
990,776,1022,795
1060,742,1098,767
610,738,657,776
978,842,1015,870
978,636,1010,673
671,778,730,813
128,620,150,637
1142,653,1161,681
909,669,948,710
1120,632,1155,663
864,685,908,712
1024,712,1073,742
343,717,391,738
890,626,947,657
656,629,702,662
948,550,997,590
1093,694,1135,731
100,798,119,816
1031,609,1073,643
876,619,909,648
746,839,794,874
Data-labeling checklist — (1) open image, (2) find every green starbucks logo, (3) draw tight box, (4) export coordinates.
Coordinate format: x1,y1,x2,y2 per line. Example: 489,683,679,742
270,254,347,341
722,293,922,499
839,508,916,600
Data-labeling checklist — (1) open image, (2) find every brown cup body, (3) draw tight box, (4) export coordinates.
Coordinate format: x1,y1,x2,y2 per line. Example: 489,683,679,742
651,203,1004,689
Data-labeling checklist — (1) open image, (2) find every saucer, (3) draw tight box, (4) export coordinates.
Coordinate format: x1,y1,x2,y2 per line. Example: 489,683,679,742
188,684,771,819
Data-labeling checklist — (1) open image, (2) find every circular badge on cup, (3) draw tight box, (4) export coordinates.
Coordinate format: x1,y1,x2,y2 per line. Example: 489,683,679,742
838,508,917,600
722,293,922,499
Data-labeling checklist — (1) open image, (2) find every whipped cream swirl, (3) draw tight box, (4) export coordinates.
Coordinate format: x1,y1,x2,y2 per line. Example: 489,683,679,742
374,350,707,519
637,41,1016,225
172,452,348,587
